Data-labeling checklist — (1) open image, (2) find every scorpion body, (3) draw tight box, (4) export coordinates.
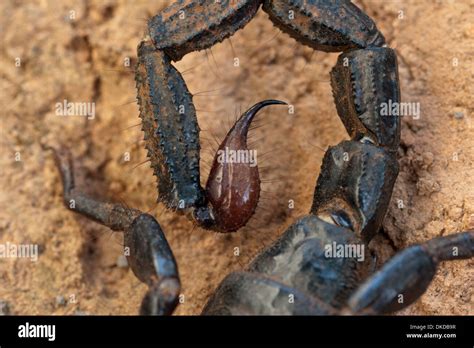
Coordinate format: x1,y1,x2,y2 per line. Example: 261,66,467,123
51,0,474,315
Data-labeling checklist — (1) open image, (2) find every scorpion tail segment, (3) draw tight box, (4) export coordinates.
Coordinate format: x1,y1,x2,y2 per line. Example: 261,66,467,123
347,231,474,315
148,0,261,62
311,141,399,242
262,0,385,53
205,100,287,232
49,146,141,231
136,41,205,212
331,47,401,150
125,214,181,315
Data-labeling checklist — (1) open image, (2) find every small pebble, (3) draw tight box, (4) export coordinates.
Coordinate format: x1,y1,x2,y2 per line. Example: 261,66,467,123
416,177,441,196
0,300,11,315
452,107,466,120
55,295,67,307
422,152,434,167
448,207,463,220
116,255,128,268
109,180,124,193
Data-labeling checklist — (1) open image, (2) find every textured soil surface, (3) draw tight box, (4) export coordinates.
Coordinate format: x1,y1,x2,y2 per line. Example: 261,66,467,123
0,0,472,315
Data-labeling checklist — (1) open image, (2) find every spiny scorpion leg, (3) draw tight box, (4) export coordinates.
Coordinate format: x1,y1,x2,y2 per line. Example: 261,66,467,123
347,231,474,315
206,100,287,232
47,146,180,315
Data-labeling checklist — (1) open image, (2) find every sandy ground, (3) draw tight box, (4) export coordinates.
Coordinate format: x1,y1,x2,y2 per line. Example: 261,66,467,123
0,0,472,315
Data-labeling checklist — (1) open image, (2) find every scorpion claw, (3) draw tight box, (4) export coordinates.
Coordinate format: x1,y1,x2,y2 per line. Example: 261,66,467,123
205,100,287,232
139,278,181,316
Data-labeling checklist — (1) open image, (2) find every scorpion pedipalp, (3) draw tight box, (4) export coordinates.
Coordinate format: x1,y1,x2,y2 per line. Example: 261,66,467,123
206,100,287,232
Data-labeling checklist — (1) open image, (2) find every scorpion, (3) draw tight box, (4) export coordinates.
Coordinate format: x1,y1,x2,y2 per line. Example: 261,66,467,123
50,0,474,315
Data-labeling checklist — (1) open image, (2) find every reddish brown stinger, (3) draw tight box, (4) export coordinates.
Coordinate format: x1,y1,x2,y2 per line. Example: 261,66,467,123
204,100,287,232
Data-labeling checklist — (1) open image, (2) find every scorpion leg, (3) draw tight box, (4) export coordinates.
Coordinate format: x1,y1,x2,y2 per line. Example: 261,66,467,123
49,147,180,315
347,231,474,314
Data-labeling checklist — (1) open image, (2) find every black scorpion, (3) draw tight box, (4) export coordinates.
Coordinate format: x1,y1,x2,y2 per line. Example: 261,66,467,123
50,0,474,315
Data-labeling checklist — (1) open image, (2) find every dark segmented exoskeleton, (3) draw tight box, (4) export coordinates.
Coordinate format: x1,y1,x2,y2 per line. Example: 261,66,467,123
49,147,180,315
138,0,286,232
51,0,474,315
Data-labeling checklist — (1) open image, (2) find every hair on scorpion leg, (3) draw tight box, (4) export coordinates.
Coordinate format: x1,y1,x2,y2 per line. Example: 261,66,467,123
126,158,151,172
179,59,206,76
191,86,229,98
113,99,138,109
119,122,142,132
